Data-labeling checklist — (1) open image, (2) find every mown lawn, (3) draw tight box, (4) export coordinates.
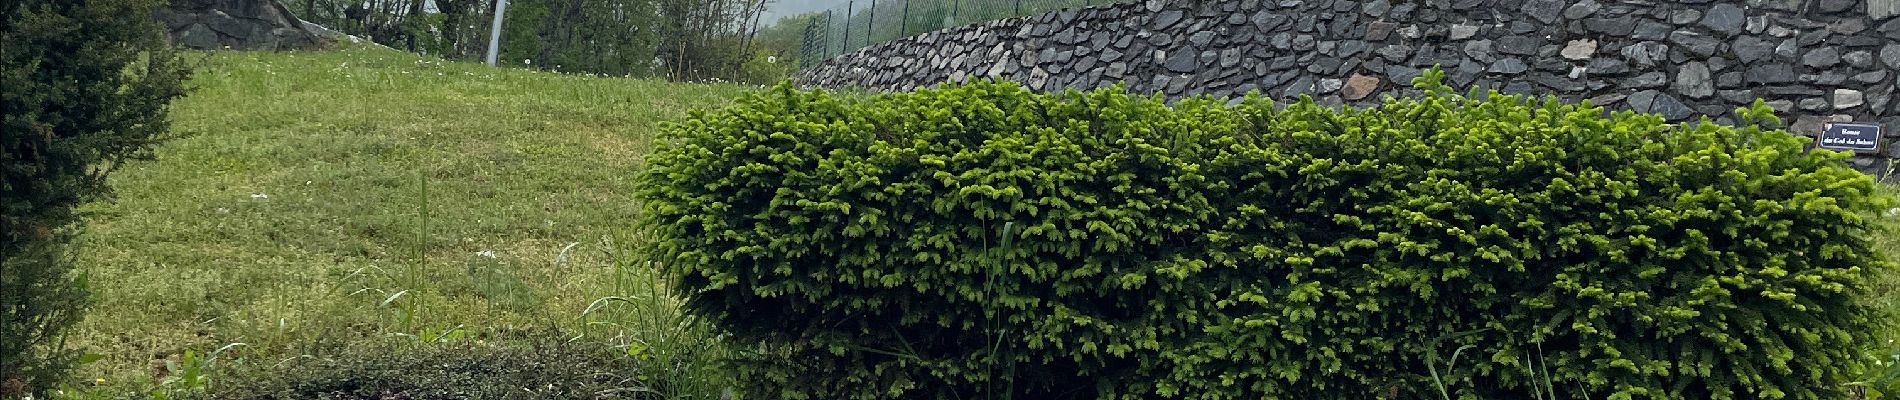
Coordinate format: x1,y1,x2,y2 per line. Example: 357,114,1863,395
42,45,1900,398
61,46,752,398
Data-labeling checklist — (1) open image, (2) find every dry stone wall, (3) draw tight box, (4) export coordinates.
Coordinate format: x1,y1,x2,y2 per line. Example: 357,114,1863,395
795,0,1900,171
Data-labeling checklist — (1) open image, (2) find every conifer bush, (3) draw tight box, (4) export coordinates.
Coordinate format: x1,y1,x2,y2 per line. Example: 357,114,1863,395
2,0,189,396
637,72,1890,399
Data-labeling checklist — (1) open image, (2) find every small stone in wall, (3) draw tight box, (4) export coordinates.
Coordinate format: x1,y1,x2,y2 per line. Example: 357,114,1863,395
1674,61,1713,98
1805,47,1841,68
1746,16,1767,34
1633,20,1673,40
1671,9,1702,25
1366,22,1398,41
1590,93,1626,106
1792,115,1828,134
1317,78,1344,93
1843,50,1874,68
1152,10,1184,30
1818,0,1856,13
1734,36,1774,63
1283,76,1316,97
1625,71,1668,88
1522,0,1564,24
1190,31,1216,47
1397,25,1422,39
1462,40,1496,63
1488,58,1529,74
1378,45,1412,61
1497,36,1540,55
1342,74,1381,100
1774,39,1801,60
1875,0,1900,19
1628,90,1694,120
1165,50,1198,73
1669,31,1721,57
1449,24,1480,40
1800,97,1830,111
1587,58,1630,74
1718,89,1755,104
1585,18,1636,37
1385,65,1423,85
1362,0,1391,16
1294,35,1318,50
1561,39,1596,60
1564,0,1601,19
1817,72,1849,85
1829,18,1867,35
1836,89,1865,110
1700,4,1745,36
1854,70,1888,84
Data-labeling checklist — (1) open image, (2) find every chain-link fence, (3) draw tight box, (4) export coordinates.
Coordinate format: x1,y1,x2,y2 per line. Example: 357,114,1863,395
797,0,1121,68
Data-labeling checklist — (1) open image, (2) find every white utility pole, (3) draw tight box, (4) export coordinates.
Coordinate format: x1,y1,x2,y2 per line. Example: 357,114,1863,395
485,0,509,66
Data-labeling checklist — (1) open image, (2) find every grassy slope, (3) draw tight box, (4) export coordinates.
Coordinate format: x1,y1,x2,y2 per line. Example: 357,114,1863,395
66,46,751,395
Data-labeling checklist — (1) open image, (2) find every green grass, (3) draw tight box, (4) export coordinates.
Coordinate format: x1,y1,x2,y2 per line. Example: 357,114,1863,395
59,46,753,398
1857,187,1900,398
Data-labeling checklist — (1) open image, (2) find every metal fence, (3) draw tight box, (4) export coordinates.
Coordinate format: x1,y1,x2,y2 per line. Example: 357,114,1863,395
798,0,1122,68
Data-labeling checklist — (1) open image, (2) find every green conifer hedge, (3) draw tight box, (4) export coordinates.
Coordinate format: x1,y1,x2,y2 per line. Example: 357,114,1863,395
636,71,1890,399
3,0,189,396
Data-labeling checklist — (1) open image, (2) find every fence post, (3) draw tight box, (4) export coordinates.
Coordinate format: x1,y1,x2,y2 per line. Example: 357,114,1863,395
484,0,508,67
950,0,960,26
867,0,877,46
900,0,909,37
843,1,853,54
1014,0,1021,16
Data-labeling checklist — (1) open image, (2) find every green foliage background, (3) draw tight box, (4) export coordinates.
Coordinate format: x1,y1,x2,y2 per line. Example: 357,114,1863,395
1,0,190,396
638,73,1893,399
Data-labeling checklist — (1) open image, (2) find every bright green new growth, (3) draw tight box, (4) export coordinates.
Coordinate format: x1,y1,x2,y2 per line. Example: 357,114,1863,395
637,70,1891,400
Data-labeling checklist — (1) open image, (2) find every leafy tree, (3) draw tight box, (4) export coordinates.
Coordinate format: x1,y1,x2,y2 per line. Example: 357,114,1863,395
1,0,191,396
284,0,770,81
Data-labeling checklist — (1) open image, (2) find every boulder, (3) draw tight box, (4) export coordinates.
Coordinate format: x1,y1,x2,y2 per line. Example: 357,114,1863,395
157,0,328,50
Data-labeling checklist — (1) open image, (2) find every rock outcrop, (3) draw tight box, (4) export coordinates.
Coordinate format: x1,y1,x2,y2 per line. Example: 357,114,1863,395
157,0,328,50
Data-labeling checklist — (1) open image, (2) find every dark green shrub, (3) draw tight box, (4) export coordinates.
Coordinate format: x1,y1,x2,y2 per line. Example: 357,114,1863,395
1,0,189,396
637,73,1890,400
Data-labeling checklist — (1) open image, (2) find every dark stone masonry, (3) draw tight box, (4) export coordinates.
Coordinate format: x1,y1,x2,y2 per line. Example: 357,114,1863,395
794,0,1900,174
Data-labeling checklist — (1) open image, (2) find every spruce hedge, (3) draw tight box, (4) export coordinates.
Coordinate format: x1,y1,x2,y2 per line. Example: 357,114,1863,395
3,0,189,396
636,71,1890,399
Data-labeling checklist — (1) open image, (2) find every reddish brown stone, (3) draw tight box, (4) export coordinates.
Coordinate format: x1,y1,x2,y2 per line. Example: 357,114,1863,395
1341,74,1381,100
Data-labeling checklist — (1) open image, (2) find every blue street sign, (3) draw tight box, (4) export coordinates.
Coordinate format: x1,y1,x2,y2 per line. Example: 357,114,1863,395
1818,123,1883,153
